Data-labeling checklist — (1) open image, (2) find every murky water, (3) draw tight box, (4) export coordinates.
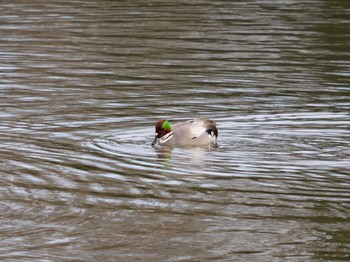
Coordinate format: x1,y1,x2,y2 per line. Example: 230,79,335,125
1,0,349,261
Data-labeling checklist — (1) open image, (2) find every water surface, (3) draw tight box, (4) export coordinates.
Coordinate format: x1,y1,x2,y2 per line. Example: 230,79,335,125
1,0,350,261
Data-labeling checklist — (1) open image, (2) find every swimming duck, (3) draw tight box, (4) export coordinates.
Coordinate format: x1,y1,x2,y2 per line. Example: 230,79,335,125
152,118,218,147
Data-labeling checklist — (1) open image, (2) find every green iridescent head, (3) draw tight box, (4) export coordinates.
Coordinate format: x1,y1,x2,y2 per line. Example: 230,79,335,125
152,119,173,146
161,120,172,132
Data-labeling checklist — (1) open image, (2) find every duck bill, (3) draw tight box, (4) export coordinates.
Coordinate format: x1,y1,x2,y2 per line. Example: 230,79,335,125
152,136,160,146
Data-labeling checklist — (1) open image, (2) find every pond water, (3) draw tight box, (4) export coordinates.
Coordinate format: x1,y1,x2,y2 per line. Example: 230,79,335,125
1,0,349,261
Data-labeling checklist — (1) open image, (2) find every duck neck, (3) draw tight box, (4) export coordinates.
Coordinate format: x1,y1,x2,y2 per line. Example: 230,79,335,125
160,131,173,144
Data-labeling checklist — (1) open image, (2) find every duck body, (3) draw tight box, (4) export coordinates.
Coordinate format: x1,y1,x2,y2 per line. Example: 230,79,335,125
152,118,218,147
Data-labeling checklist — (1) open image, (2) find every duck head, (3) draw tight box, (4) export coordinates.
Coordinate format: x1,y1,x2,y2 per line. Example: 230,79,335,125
152,119,173,146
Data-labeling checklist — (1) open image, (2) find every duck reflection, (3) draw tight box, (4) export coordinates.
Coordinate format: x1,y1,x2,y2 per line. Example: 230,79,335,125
154,143,218,167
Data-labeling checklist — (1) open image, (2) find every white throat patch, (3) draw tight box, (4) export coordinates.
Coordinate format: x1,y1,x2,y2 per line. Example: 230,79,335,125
160,131,173,144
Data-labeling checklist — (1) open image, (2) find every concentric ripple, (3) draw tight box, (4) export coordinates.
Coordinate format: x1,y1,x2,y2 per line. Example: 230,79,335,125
1,0,350,260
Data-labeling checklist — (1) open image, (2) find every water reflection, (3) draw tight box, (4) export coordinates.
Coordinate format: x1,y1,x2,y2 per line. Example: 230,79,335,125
1,0,350,261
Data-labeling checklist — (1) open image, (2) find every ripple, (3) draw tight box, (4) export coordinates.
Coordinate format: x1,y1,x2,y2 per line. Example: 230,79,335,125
1,0,350,260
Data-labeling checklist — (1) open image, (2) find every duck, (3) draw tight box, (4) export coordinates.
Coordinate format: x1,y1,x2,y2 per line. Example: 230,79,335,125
151,118,218,147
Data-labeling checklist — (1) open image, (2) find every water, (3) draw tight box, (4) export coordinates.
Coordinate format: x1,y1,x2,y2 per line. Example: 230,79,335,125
1,0,349,261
